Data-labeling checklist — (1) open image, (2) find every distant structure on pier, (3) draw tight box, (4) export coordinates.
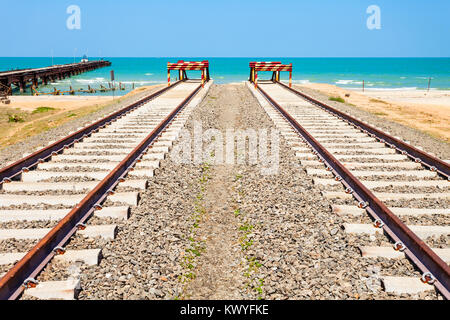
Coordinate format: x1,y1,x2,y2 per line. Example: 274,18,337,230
81,55,89,63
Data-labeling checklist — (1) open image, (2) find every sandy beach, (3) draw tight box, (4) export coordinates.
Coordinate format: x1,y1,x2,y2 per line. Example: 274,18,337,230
5,85,157,111
6,95,115,112
296,83,450,143
360,89,450,106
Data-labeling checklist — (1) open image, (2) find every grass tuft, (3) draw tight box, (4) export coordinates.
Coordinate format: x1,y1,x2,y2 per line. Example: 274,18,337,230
32,106,55,114
329,96,345,103
8,114,24,123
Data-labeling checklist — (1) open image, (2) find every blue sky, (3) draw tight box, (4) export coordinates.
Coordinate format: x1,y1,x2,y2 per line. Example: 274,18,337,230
1,0,449,57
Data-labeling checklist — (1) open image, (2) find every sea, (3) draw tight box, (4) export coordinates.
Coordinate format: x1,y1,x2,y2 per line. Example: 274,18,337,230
1,57,449,96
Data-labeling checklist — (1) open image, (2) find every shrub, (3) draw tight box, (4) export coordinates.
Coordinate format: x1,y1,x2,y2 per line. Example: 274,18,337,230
329,96,345,103
8,114,25,123
32,106,55,114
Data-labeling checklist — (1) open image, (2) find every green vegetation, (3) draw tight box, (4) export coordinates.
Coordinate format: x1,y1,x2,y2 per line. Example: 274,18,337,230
0,89,149,150
178,162,211,298
233,172,264,299
7,114,25,123
239,221,254,251
32,106,55,114
329,96,345,103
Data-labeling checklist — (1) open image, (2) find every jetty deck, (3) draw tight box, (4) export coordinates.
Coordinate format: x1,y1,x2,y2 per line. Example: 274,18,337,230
0,60,111,94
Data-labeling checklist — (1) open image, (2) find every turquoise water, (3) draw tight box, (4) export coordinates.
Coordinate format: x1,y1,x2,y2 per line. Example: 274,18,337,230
1,57,449,95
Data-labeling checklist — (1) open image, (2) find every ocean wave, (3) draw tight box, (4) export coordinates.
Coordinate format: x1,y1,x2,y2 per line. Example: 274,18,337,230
362,87,419,91
292,79,310,84
144,73,153,76
55,79,72,84
120,80,161,85
76,78,107,84
336,79,363,85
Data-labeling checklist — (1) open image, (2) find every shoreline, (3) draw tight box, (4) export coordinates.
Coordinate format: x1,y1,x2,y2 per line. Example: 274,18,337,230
290,81,449,92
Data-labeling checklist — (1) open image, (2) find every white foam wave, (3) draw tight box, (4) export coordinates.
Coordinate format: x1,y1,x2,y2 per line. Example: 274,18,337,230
292,79,310,84
76,77,107,84
120,81,161,85
336,79,363,85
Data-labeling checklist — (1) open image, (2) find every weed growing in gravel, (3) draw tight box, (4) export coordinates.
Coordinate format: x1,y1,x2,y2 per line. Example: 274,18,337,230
239,220,255,251
178,162,210,298
255,278,264,298
239,221,253,233
233,171,265,299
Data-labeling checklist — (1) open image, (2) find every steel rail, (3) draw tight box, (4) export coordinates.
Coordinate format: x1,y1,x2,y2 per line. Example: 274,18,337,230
253,81,450,299
277,81,450,179
0,80,183,185
0,80,203,300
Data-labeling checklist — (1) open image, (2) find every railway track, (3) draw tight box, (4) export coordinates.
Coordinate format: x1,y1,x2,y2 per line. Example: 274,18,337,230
247,80,450,299
0,79,212,300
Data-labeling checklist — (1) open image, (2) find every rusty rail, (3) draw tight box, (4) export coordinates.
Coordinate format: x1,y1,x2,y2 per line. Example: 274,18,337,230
253,81,450,299
0,79,204,300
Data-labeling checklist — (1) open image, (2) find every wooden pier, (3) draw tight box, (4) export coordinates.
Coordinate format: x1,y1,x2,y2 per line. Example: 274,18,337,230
0,60,111,94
